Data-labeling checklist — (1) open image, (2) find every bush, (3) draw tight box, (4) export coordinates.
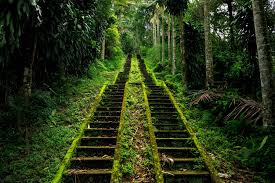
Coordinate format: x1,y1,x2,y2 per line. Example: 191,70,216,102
106,24,123,58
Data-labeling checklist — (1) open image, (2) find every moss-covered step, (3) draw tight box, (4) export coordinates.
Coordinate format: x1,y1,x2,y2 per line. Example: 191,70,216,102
101,99,124,103
152,117,180,122
76,146,115,157
94,111,121,116
92,115,121,121
154,130,190,138
148,94,169,98
150,107,176,112
69,157,114,169
153,124,185,130
64,169,112,183
152,118,182,124
149,103,174,107
163,170,211,183
96,107,122,111
90,121,120,129
80,137,117,146
161,158,207,171
156,137,195,147
148,96,171,100
84,128,117,137
106,88,124,93
98,101,123,107
148,98,172,103
151,111,178,116
102,94,124,98
158,147,199,158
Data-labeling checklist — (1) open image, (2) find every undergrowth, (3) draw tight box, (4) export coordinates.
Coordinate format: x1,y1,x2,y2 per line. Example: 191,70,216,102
144,51,274,182
0,56,125,182
119,57,154,182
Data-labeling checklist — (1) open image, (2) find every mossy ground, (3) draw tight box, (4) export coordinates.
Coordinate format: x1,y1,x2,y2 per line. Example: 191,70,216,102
0,57,125,182
119,57,155,182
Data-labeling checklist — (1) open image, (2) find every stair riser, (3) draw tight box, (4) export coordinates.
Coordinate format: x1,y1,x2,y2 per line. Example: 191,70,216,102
154,125,185,130
76,148,115,157
157,139,195,147
164,175,211,183
162,161,206,171
158,149,200,158
84,130,117,137
90,123,119,129
155,132,190,138
70,159,113,169
64,174,111,183
80,138,117,146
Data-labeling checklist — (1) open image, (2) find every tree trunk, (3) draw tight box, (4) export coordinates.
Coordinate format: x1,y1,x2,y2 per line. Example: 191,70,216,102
226,0,234,50
172,16,176,75
204,0,214,88
179,14,187,89
157,17,160,45
162,15,165,65
167,14,171,68
101,34,105,60
23,34,37,106
153,22,157,46
252,0,273,127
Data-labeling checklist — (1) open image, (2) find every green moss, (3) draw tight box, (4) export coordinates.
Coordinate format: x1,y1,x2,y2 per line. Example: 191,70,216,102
162,81,222,183
51,84,108,183
142,82,164,183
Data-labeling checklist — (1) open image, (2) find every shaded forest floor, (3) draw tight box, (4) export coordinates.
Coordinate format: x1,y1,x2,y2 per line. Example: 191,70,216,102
144,55,274,183
0,57,125,182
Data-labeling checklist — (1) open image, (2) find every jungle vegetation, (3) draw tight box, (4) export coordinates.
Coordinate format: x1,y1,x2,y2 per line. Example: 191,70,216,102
0,0,274,182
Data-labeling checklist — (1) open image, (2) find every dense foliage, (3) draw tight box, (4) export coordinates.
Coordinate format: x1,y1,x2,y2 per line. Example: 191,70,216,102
0,0,274,182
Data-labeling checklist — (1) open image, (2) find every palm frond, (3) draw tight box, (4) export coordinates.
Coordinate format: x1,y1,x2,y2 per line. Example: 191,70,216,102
225,98,263,123
190,90,223,106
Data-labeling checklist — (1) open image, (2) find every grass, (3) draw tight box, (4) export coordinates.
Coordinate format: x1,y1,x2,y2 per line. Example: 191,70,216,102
0,56,125,182
119,57,154,182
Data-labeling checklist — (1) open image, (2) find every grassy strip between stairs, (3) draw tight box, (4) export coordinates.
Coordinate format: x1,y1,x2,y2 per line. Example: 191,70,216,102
119,57,155,182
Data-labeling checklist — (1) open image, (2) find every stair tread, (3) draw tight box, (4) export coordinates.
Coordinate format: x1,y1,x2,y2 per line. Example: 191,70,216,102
93,116,121,117
161,158,197,162
77,146,115,149
149,103,173,105
151,112,177,114
155,130,187,133
154,124,181,126
158,147,196,150
82,136,117,139
71,157,114,161
91,121,119,124
86,128,117,131
156,137,191,140
163,170,209,175
67,169,112,175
